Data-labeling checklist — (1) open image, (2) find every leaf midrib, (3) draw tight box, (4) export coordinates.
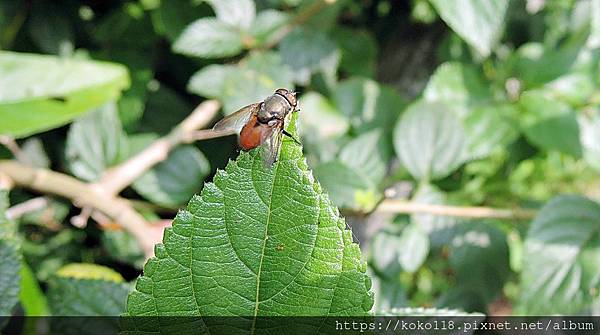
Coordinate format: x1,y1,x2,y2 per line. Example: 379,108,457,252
252,154,282,325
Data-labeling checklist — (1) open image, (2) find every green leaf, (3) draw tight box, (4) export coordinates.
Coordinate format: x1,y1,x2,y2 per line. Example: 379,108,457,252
393,101,468,181
397,223,429,273
65,103,128,182
411,184,456,248
579,109,600,172
173,18,244,58
48,263,130,316
280,28,340,86
0,190,21,316
188,52,294,114
249,10,289,45
133,144,211,207
338,129,390,186
370,274,407,312
423,62,490,116
370,229,403,277
126,115,374,317
588,0,600,48
21,137,51,169
332,28,377,78
151,0,212,42
463,104,518,159
428,0,509,57
205,0,256,29
449,221,510,306
0,51,130,138
519,91,582,157
313,160,380,212
520,195,600,314
19,261,50,316
102,230,145,269
546,72,595,106
299,92,349,140
333,78,405,136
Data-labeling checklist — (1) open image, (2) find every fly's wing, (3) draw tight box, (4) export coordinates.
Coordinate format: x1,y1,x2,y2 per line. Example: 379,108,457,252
212,103,260,133
260,124,282,167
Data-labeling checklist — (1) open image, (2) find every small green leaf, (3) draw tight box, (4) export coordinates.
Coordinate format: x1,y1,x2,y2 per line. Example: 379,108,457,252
48,263,130,316
370,229,403,277
449,221,510,305
423,62,490,115
519,91,582,157
370,274,407,312
331,28,377,78
249,10,289,45
65,103,128,182
463,104,518,159
19,261,50,316
393,101,468,181
280,28,340,86
150,0,212,42
299,92,349,140
173,18,244,58
188,52,294,114
333,78,405,136
0,52,130,138
411,184,456,248
0,190,21,316
338,129,390,186
428,0,509,57
126,115,374,317
133,144,211,207
313,160,380,212
398,223,429,273
520,195,600,314
205,0,256,29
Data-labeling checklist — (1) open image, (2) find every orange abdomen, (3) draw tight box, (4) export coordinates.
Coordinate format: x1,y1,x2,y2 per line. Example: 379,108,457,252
239,115,269,150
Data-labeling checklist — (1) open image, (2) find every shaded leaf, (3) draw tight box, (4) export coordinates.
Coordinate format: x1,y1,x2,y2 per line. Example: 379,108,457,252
313,160,380,212
151,0,212,41
65,103,128,182
428,0,509,56
463,104,518,159
520,195,600,314
19,261,49,316
188,52,294,114
411,184,456,249
280,28,340,86
519,91,582,157
333,78,405,136
338,129,390,186
28,4,74,55
393,101,468,181
205,0,255,29
126,115,374,318
398,223,429,273
133,144,211,207
332,28,377,78
449,221,510,305
0,51,129,138
48,263,130,316
249,10,289,45
370,229,403,277
423,62,490,116
173,18,244,58
299,92,349,140
0,190,20,316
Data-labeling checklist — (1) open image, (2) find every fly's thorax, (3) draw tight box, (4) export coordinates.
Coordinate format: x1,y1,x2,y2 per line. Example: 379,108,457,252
257,93,293,124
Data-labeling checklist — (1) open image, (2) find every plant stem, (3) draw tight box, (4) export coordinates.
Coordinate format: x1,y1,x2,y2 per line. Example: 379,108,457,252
96,100,221,195
375,199,538,220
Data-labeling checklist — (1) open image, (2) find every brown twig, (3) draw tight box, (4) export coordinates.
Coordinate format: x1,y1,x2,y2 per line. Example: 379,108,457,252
0,160,157,257
6,197,49,220
96,100,221,195
376,199,538,220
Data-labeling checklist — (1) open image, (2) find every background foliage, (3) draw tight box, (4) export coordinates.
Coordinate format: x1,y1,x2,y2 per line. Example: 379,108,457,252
1,0,600,321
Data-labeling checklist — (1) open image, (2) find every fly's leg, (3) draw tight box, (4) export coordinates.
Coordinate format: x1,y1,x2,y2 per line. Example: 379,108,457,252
282,130,301,145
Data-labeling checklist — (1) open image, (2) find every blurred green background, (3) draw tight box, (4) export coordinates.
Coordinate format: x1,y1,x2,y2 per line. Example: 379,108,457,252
1,0,600,319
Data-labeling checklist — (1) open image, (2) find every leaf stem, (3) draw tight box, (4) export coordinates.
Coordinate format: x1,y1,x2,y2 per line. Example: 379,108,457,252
375,199,538,220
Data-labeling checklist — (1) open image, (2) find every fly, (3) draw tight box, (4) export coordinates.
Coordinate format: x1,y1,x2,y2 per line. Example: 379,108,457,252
212,88,300,166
